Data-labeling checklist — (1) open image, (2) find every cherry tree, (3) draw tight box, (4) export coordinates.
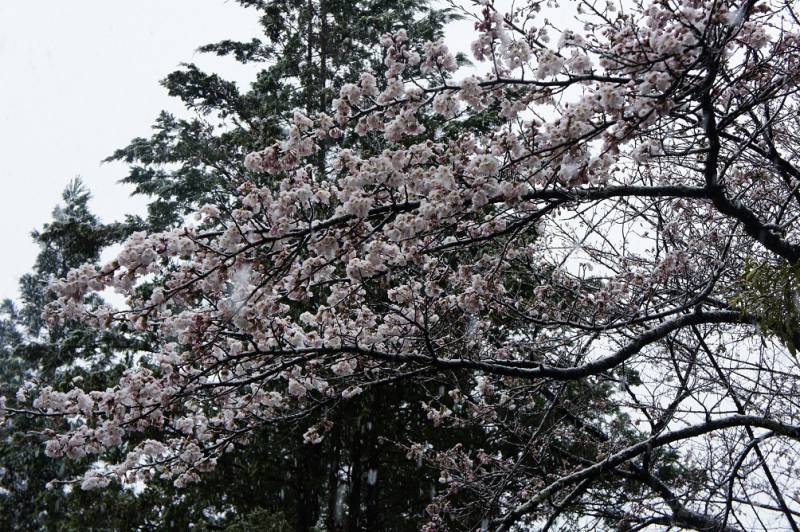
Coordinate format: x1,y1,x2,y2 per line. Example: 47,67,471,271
8,0,800,528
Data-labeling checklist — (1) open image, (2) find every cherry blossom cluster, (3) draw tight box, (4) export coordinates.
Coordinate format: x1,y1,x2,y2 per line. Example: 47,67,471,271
10,0,800,528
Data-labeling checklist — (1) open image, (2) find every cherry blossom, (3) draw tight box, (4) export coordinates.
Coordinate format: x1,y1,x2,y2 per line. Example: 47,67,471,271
8,0,800,528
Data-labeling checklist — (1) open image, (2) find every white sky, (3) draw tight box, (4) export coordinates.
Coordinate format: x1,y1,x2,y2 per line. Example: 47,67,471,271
0,1,261,300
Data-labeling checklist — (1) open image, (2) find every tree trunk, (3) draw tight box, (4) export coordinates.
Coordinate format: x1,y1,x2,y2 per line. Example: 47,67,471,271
344,427,363,532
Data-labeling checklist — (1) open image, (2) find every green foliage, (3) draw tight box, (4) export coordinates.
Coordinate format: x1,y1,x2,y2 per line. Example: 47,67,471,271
0,179,142,530
731,259,800,354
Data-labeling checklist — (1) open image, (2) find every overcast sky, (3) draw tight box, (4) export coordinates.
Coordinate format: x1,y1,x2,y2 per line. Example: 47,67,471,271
0,1,262,300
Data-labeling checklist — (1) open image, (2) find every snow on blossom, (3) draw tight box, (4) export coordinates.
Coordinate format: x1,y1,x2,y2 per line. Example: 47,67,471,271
535,49,564,79
287,378,307,398
331,358,357,376
503,39,531,69
421,39,458,74
303,426,324,445
432,92,459,118
459,75,483,109
468,154,500,178
341,386,363,399
81,471,111,491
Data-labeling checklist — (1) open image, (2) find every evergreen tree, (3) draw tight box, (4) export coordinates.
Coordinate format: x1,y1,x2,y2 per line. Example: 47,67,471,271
0,179,142,530
96,1,471,530
109,0,456,232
